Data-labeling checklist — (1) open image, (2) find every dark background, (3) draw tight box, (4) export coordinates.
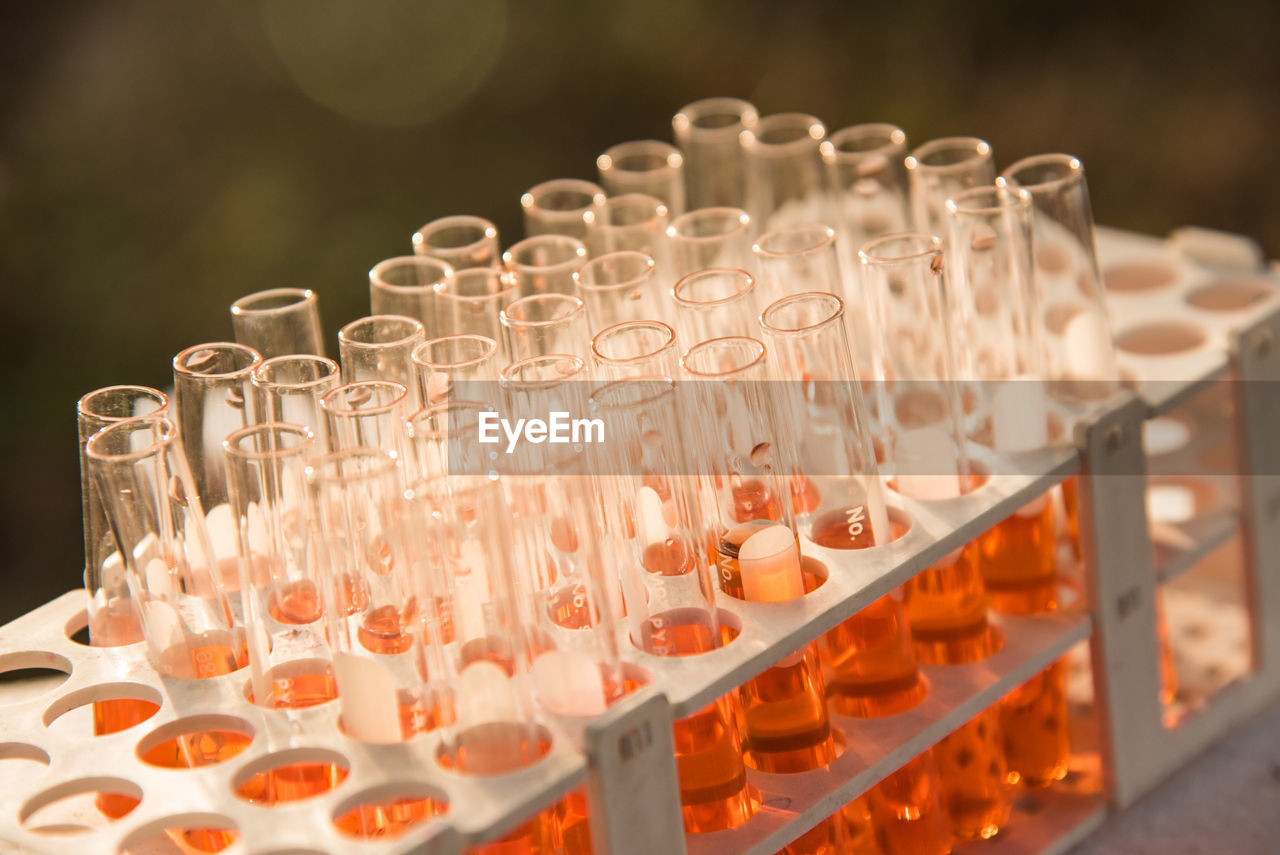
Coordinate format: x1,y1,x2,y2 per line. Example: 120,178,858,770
2,0,1278,624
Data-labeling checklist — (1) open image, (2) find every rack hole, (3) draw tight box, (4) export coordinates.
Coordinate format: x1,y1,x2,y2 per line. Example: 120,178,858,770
629,607,741,656
44,682,162,738
20,776,141,834
438,723,553,775
1186,278,1276,312
64,610,92,646
332,783,450,841
119,814,240,854
0,652,72,705
233,748,349,805
242,658,338,709
1115,320,1207,356
0,743,51,812
1104,260,1179,293
811,506,912,550
137,715,253,769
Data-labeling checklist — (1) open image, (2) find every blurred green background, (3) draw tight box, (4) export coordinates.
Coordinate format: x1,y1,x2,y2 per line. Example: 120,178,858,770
2,0,1278,624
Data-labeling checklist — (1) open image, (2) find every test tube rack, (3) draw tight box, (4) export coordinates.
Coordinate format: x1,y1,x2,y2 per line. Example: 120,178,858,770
1,225,1278,855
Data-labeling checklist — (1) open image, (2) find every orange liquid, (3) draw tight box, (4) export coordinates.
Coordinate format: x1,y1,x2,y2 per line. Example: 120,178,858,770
839,796,884,855
740,644,834,774
358,602,417,654
902,545,997,665
824,595,926,717
236,762,348,804
557,788,593,855
978,498,1057,614
166,828,239,853
673,694,755,833
93,697,161,818
1157,592,1179,706
933,709,1011,841
716,519,797,600
467,812,559,855
642,537,694,576
268,579,324,624
549,583,597,629
94,791,142,821
140,729,253,768
250,667,338,709
865,753,951,855
1000,661,1069,787
781,817,849,855
811,510,910,550
334,795,448,840
1061,476,1081,562
156,633,248,679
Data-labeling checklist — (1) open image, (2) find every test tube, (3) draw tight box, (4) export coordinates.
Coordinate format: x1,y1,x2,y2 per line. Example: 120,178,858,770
666,207,755,278
1000,661,1070,787
822,123,912,252
672,96,758,210
590,320,679,381
87,415,245,679
670,268,761,345
504,234,588,298
412,215,501,270
251,355,340,449
404,399,495,481
222,424,334,709
587,378,755,833
742,113,827,235
585,193,670,275
499,293,591,362
597,140,686,216
173,342,263,594
574,251,665,332
752,222,842,307
865,753,952,855
998,153,1119,402
411,334,500,407
337,316,425,405
369,256,455,340
905,136,995,238
434,267,521,353
320,379,412,459
522,178,606,241
230,288,325,359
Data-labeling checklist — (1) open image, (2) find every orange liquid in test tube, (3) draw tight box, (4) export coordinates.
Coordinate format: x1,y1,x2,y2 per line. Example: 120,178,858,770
902,545,997,666
978,495,1057,614
840,795,884,855
932,709,1011,841
866,753,952,855
1001,661,1070,787
824,595,927,717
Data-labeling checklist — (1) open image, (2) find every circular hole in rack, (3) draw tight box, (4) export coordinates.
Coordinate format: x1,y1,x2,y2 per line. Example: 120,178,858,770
0,743,51,812
337,686,441,743
437,722,554,775
0,652,72,705
136,714,254,769
1143,416,1192,457
242,658,338,709
64,607,145,648
19,776,141,834
119,813,240,854
1104,260,1179,293
810,506,912,550
232,747,350,805
332,782,450,841
44,681,162,739
629,607,742,656
1185,278,1276,312
1146,475,1221,525
1115,320,1207,356
64,610,91,646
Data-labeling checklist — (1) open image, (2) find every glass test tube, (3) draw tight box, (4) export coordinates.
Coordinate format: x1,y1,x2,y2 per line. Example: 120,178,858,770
670,268,761,346
412,215,501,270
337,316,425,405
590,320,679,381
411,334,500,407
822,123,912,252
504,234,588,299
588,378,755,834
230,288,325,360
369,256,455,341
87,415,245,679
404,399,496,481
742,113,827,235
866,753,952,855
597,140,686,216
585,193,669,278
752,222,842,307
522,178,607,241
500,293,591,362
252,355,340,449
320,379,413,459
434,267,521,355
672,96,758,210
173,342,263,595
905,136,995,238
222,423,335,709
574,251,665,333
666,207,755,279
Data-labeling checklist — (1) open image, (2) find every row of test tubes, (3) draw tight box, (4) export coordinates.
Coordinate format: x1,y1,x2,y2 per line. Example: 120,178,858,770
73,96,1125,854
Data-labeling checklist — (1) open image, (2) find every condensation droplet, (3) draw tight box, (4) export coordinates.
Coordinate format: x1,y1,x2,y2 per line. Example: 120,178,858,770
930,254,944,276
347,386,373,408
169,475,188,507
749,442,772,466
185,349,217,371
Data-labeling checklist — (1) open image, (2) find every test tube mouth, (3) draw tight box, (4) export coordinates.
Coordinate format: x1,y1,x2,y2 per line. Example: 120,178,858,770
742,113,826,155
222,422,314,461
859,232,944,266
500,353,587,388
412,334,498,371
672,267,755,308
338,315,425,350
521,179,607,214
500,293,587,328
673,96,759,137
666,207,751,242
78,385,168,422
588,193,668,228
370,256,455,292
437,268,519,303
173,342,263,380
681,336,767,378
406,399,494,442
999,152,1085,192
253,354,340,390
760,291,845,336
503,235,588,272
412,215,498,254
588,375,676,412
905,136,992,172
306,446,399,488
590,320,676,366
230,288,316,318
575,251,657,291
85,413,176,464
945,184,1032,216
597,140,684,176
753,222,836,258
320,380,411,417
821,123,908,161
